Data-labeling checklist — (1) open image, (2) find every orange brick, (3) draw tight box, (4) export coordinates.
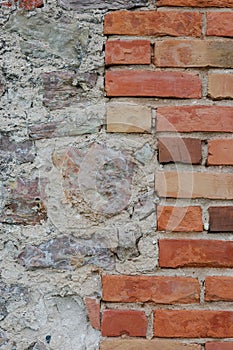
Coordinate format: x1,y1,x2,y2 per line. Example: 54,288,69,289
102,310,147,337
207,13,233,37
105,71,202,98
208,74,233,99
157,206,203,232
155,40,233,68
158,137,202,164
159,239,233,268
157,106,233,133
206,342,233,350
155,171,233,199
102,275,200,304
208,139,233,165
104,11,202,37
205,277,233,302
154,310,233,338
157,0,233,7
105,40,151,65
84,297,100,330
100,339,202,350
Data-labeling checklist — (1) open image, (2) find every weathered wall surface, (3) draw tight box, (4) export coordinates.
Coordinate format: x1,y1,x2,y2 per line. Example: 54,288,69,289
0,0,233,349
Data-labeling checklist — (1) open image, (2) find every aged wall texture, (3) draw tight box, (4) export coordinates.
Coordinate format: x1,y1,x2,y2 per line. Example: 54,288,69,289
0,0,233,349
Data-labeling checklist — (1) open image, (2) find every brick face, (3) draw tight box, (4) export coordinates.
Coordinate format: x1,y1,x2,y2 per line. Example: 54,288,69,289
208,140,233,165
154,310,233,338
206,342,233,350
156,106,233,133
208,74,233,99
104,11,202,36
158,137,202,164
105,40,151,65
205,277,233,302
84,298,100,330
102,275,200,304
157,206,203,232
157,0,233,7
100,340,202,350
207,13,233,37
155,172,233,199
105,71,202,98
209,207,233,232
159,240,233,268
155,40,233,68
106,103,151,133
102,310,147,337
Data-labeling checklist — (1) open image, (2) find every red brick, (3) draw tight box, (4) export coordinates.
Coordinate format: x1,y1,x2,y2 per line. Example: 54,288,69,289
155,171,233,199
157,206,203,232
100,339,202,350
154,310,233,338
205,277,233,302
104,11,202,37
158,137,202,164
159,239,233,268
19,0,43,9
105,40,151,65
157,0,233,7
208,74,233,99
206,342,233,350
207,13,233,37
155,39,233,68
84,297,100,330
105,71,202,98
102,275,200,304
102,310,147,337
157,106,233,133
3,0,44,9
209,207,233,232
208,139,233,165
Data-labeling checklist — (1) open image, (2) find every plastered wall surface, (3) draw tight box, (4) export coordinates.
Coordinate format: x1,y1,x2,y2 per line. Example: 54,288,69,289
0,0,233,349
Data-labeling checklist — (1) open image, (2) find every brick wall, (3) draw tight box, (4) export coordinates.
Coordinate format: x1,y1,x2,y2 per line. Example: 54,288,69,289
0,0,232,349
102,1,233,349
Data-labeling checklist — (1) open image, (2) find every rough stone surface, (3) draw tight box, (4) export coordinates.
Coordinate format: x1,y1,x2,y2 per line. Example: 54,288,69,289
0,177,47,225
41,71,98,110
59,0,148,10
18,235,115,270
4,13,90,61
